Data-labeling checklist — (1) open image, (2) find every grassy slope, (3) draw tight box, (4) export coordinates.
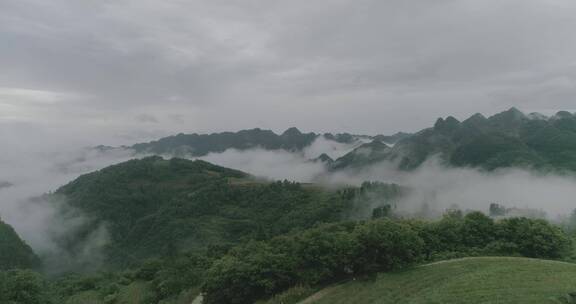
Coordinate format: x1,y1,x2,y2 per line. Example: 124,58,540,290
303,257,576,304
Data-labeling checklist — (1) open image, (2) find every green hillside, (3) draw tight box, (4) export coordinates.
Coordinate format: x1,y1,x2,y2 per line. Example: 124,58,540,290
331,140,391,170
53,156,396,268
128,128,406,157
332,108,576,172
130,128,316,156
0,218,40,270
301,257,576,304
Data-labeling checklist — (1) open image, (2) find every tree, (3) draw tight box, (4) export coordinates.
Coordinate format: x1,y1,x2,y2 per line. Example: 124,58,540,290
352,220,424,273
0,219,40,270
288,223,359,284
0,270,51,304
202,242,296,304
489,203,506,217
461,212,496,248
497,217,571,258
372,205,392,219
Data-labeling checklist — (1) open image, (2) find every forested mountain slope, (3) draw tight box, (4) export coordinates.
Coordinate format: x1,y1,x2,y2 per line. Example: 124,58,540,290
0,218,40,270
54,157,398,268
128,128,409,156
332,108,576,172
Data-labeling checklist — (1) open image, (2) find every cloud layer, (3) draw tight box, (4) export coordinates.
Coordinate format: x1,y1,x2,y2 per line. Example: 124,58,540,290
3,0,576,143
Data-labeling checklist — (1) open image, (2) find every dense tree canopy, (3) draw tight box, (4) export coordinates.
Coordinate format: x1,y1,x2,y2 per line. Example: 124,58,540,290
0,219,40,271
53,157,391,268
202,215,571,304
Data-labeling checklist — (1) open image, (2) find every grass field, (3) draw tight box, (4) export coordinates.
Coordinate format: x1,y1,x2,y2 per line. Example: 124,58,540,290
299,257,576,304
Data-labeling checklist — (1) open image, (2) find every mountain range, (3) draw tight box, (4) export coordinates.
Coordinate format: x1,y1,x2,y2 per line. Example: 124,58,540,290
119,128,410,157
120,108,576,174
331,108,576,172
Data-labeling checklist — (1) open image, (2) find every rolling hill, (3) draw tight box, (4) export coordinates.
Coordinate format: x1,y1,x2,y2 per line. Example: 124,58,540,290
52,156,389,269
295,257,576,304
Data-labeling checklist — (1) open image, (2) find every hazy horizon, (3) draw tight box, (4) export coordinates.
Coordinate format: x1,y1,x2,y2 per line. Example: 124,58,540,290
3,1,576,148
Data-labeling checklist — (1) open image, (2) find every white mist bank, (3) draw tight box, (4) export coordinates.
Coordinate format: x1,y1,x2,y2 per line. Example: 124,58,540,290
200,148,326,181
197,136,363,181
195,145,576,218
327,159,576,218
193,143,576,219
0,147,134,259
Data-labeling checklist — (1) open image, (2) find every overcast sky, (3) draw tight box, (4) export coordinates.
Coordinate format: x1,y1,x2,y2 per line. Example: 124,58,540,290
2,0,576,147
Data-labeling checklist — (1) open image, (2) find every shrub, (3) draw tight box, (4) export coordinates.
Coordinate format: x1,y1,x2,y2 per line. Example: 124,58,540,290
352,220,424,273
497,217,572,258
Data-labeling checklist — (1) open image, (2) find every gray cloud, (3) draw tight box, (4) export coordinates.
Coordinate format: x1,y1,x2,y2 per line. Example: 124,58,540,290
326,158,576,219
2,0,576,142
186,147,576,219
135,113,159,124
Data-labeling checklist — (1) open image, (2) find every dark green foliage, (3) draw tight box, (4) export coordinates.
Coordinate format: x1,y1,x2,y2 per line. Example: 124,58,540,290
372,132,412,144
372,205,392,219
54,157,352,267
331,141,391,170
131,128,304,156
352,220,424,274
50,270,137,303
202,220,424,304
416,212,569,259
497,217,571,258
0,219,40,270
339,182,404,220
332,108,576,172
5,215,569,304
314,153,334,165
134,259,163,281
461,212,496,248
0,270,52,304
203,242,297,304
488,203,546,219
489,203,506,217
282,222,360,285
200,214,571,304
149,253,211,301
130,128,407,156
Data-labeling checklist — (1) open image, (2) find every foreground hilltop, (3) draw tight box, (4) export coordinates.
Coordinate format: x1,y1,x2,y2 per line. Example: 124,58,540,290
331,108,576,172
294,257,576,304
